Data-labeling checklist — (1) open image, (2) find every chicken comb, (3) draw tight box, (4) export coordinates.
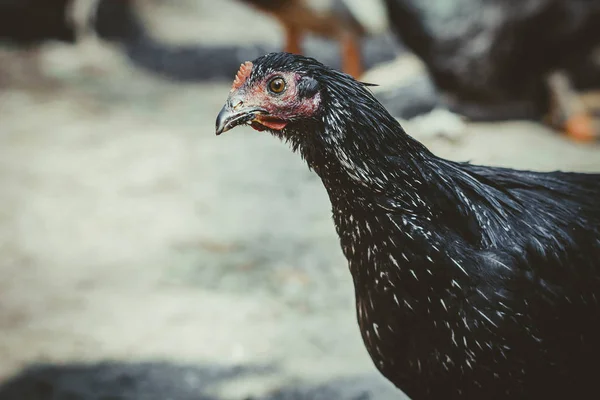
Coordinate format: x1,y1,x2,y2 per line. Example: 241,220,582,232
231,61,253,91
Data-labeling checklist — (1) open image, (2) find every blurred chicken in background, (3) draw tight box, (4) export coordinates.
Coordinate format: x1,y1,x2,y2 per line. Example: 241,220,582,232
382,0,600,141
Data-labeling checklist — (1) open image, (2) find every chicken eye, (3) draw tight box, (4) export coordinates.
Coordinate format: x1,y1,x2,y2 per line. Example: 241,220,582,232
268,77,286,94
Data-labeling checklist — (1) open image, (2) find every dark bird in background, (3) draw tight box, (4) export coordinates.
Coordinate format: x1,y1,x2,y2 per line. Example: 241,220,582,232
215,53,600,399
381,0,600,141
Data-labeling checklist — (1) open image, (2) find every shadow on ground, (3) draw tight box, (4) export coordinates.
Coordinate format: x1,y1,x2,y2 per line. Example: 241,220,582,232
0,361,394,400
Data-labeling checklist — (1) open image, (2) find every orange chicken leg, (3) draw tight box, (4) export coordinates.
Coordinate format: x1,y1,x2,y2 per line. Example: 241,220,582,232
546,71,599,142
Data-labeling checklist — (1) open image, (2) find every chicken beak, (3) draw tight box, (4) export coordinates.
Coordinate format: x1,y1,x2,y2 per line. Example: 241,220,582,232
215,103,267,135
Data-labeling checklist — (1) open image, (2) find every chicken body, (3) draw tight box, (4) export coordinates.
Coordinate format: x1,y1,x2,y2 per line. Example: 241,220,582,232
332,161,600,399
216,53,600,399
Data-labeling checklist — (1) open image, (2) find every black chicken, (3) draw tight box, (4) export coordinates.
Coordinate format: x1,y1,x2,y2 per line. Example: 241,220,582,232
382,0,600,141
215,53,600,399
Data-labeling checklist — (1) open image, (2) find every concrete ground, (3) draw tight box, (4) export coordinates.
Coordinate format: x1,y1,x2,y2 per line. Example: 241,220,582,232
0,1,599,399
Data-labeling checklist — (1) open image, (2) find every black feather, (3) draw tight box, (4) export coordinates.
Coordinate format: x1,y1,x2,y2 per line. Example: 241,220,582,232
297,76,321,99
360,81,379,87
239,52,600,400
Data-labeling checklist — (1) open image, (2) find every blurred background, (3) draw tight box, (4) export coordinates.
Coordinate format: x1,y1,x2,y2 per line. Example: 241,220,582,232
0,1,599,399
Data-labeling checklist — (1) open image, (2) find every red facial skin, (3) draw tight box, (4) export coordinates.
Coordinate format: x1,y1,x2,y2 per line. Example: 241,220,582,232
230,63,321,132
